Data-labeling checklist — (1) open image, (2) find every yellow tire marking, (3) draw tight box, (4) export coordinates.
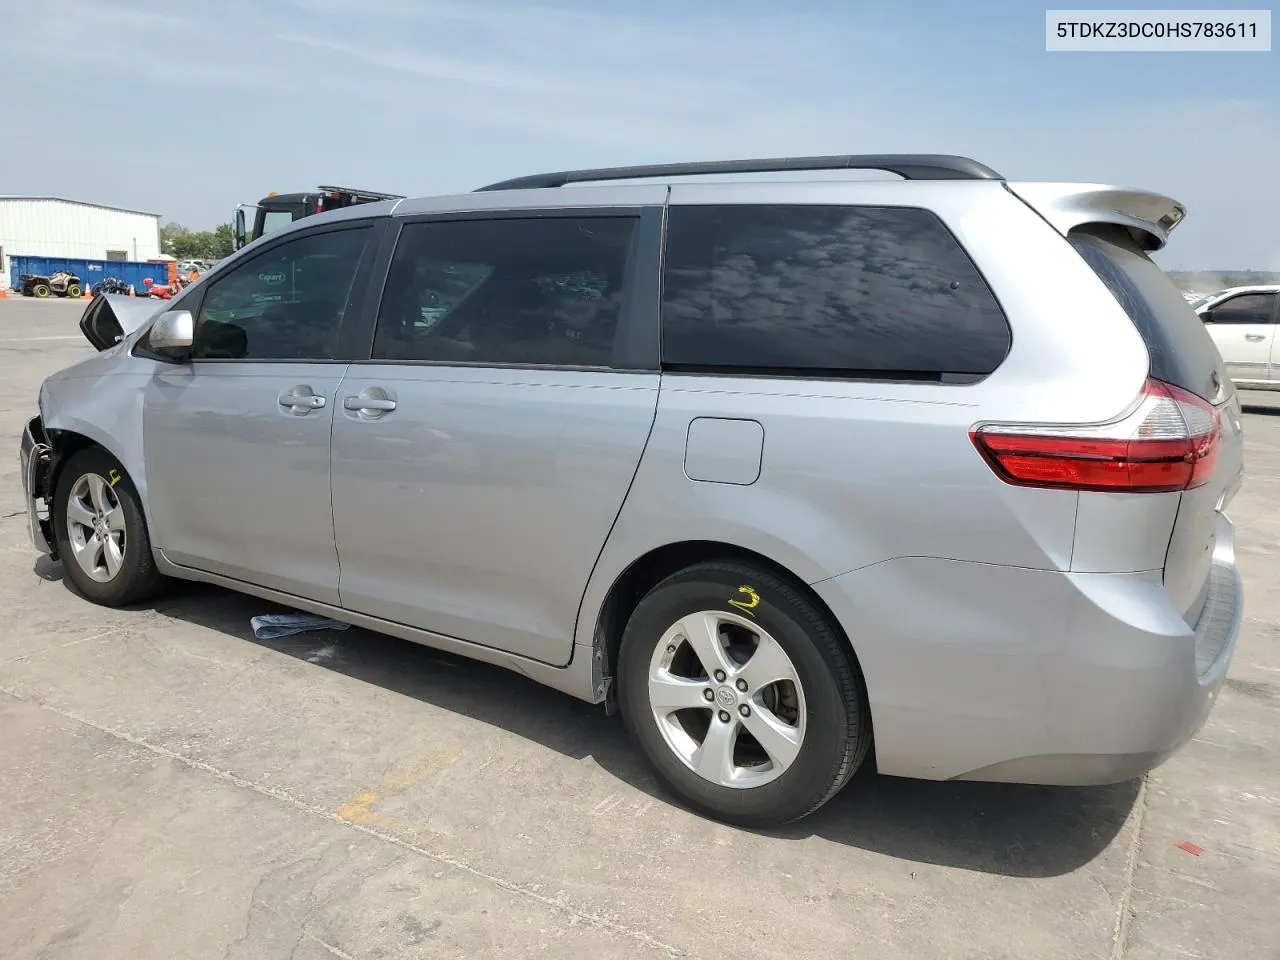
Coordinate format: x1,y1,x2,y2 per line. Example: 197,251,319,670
728,584,761,617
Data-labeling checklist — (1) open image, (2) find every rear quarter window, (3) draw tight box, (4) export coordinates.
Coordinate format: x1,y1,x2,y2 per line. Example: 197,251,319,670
660,204,1011,381
1069,225,1225,402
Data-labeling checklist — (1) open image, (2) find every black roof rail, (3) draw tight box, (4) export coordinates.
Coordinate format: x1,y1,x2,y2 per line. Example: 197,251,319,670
475,154,1002,192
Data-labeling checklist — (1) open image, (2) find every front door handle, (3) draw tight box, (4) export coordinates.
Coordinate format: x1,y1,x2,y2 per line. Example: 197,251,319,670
278,387,326,413
280,394,326,408
1245,333,1266,342
344,396,397,412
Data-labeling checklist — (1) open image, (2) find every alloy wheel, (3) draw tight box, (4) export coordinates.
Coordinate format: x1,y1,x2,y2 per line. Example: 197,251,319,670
65,472,127,583
647,610,807,789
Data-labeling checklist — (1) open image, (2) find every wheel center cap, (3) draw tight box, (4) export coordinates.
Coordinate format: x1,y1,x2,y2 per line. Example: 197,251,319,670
715,686,737,709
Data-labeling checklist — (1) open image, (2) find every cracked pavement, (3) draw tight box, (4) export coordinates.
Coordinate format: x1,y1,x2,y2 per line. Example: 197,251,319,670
2,298,1278,959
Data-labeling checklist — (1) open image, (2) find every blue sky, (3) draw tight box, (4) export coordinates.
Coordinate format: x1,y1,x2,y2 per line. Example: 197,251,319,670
2,0,1276,268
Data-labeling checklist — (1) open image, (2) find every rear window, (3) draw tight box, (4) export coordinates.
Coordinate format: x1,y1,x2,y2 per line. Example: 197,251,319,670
660,204,1011,381
1069,225,1224,401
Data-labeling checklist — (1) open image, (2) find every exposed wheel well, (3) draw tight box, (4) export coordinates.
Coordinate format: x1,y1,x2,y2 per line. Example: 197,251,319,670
45,430,105,499
594,540,864,698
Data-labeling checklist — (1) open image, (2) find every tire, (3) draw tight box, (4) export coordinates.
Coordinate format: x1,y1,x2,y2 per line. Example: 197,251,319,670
32,283,50,298
52,447,167,606
66,284,82,298
617,560,872,827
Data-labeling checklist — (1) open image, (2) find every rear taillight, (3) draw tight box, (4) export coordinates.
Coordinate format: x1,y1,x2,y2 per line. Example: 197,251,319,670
971,378,1220,493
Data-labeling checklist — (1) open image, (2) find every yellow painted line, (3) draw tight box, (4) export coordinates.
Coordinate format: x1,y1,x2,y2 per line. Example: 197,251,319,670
336,791,386,827
336,748,461,829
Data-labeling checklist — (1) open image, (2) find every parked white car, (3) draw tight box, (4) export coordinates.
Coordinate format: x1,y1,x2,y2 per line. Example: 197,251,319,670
1194,285,1280,390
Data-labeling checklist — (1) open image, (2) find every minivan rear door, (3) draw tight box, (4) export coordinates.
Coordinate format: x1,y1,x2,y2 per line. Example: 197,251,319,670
330,206,663,667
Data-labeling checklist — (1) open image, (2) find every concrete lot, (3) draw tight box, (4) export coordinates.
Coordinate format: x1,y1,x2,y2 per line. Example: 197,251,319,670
1,296,1277,960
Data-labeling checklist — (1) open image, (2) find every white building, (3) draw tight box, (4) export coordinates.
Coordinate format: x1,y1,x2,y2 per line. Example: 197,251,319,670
0,197,161,290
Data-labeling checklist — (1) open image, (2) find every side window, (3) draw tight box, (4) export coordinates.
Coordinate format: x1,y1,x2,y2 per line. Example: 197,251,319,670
1206,293,1276,325
661,204,1011,379
192,226,371,361
259,210,297,241
371,217,637,367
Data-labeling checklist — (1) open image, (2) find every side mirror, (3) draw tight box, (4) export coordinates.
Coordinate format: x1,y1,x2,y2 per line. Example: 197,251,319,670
149,310,194,359
1200,310,1215,324
232,204,256,251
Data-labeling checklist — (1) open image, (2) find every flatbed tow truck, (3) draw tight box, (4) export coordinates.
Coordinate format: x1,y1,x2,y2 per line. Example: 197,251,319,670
232,185,404,250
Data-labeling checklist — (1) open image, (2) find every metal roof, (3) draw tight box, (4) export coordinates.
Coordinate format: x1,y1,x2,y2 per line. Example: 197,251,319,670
0,196,161,218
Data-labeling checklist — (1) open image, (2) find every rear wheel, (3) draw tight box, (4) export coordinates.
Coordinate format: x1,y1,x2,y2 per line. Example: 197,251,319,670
32,282,50,298
52,448,167,606
617,560,871,827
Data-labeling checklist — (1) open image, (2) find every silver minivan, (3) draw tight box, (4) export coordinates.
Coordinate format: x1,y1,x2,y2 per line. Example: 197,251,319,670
19,155,1245,826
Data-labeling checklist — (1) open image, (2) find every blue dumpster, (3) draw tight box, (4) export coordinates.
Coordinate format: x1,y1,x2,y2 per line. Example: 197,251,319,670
8,255,170,294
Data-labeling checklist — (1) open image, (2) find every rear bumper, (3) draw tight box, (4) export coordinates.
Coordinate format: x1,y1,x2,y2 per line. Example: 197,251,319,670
813,516,1242,785
19,416,55,558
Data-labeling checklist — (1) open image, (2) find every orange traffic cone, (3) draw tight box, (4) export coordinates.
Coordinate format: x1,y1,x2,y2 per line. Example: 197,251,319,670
128,285,136,297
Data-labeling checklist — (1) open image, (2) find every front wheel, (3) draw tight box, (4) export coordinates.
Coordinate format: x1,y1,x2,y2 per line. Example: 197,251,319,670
617,560,872,827
52,448,168,606
65,283,82,298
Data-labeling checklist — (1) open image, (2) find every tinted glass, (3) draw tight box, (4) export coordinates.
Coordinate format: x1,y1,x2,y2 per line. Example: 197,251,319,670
193,226,371,361
660,204,1010,379
1209,293,1276,325
1070,226,1224,401
372,217,637,367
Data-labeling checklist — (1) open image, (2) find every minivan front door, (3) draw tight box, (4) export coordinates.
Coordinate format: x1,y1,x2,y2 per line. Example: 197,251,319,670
330,212,661,665
142,224,376,604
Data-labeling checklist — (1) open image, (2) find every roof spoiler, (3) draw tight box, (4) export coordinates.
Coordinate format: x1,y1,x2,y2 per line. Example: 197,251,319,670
1005,182,1187,251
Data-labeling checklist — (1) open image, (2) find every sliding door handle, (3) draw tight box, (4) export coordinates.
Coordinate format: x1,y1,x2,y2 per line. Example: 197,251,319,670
344,396,397,412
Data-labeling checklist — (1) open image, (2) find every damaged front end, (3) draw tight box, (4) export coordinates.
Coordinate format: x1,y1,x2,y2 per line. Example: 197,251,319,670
18,294,163,562
19,416,56,559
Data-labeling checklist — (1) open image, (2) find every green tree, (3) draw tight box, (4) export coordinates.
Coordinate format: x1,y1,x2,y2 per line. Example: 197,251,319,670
159,222,190,256
212,224,234,259
176,233,212,259
160,222,235,261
